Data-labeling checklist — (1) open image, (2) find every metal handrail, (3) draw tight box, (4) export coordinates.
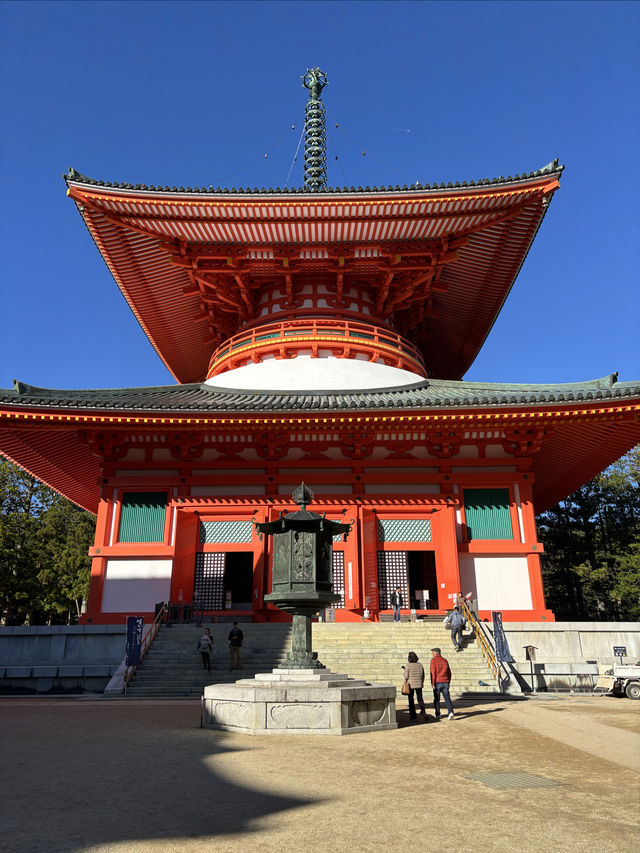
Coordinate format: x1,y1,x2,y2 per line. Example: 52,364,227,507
459,597,500,683
123,603,167,693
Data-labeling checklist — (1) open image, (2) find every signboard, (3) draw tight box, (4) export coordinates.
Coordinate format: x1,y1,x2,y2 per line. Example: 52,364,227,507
613,646,627,660
491,611,514,663
125,616,144,667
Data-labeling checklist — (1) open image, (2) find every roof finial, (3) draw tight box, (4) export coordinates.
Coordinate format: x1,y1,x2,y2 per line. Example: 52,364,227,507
302,67,328,192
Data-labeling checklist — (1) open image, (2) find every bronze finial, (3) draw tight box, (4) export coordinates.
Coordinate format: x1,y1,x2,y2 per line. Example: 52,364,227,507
301,68,328,192
292,482,314,510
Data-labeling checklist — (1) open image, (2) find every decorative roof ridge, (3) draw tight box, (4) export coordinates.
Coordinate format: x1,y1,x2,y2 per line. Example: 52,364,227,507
12,379,192,397
63,159,564,197
434,373,620,393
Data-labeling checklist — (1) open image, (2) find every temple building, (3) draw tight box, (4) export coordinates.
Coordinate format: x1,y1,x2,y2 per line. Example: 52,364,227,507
1,70,638,625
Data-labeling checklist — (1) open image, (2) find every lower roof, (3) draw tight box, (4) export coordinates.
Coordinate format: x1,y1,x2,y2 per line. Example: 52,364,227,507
5,373,638,413
0,373,638,515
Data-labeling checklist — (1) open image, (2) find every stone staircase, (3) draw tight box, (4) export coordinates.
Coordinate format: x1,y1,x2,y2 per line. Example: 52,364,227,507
313,623,499,697
124,621,500,698
124,622,292,697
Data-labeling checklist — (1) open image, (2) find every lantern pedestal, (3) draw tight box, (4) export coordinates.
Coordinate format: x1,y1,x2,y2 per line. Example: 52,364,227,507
203,484,396,735
202,667,397,735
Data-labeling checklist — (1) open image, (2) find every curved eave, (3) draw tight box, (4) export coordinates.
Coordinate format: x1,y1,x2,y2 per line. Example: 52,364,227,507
1,373,638,515
66,167,562,383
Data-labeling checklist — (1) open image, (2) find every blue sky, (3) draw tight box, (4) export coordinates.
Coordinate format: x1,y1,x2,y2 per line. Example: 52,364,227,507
0,0,638,391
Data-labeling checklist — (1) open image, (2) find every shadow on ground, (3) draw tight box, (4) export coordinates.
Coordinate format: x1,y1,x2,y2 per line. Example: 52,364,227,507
0,699,321,852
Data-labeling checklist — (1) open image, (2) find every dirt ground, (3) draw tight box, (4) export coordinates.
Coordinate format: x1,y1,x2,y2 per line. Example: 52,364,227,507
1,693,638,853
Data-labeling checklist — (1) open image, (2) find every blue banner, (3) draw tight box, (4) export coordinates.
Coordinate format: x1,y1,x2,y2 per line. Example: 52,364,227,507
126,616,144,667
491,611,514,662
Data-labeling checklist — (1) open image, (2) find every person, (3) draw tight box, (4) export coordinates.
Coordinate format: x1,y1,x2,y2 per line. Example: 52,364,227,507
447,605,467,651
390,586,403,623
402,651,428,722
198,627,213,672
228,622,244,670
464,592,479,620
430,647,455,720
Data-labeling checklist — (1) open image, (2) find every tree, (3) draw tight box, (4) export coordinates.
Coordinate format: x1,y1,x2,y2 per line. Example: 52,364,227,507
0,458,95,625
537,448,640,621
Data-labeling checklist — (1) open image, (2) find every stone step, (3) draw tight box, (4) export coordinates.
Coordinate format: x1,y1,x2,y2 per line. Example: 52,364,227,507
124,622,499,698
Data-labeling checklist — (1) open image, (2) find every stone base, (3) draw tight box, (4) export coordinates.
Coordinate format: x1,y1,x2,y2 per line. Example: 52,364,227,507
202,668,397,735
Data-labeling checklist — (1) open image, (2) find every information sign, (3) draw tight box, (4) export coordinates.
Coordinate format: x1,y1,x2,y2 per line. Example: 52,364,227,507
125,616,144,667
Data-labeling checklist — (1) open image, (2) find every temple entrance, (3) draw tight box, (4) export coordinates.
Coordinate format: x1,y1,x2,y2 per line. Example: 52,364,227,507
407,551,438,610
223,552,253,610
194,551,253,611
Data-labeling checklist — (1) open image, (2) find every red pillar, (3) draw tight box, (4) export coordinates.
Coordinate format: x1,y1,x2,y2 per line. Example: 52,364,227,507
171,510,198,603
82,493,112,623
434,505,460,610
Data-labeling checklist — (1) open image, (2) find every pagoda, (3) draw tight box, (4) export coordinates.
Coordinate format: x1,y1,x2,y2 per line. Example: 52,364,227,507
1,69,638,625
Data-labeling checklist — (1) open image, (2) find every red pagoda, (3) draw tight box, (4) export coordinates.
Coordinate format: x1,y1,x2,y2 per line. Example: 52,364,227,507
1,69,638,625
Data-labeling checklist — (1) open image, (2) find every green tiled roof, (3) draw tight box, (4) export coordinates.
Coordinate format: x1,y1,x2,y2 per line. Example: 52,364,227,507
63,159,563,196
3,373,638,415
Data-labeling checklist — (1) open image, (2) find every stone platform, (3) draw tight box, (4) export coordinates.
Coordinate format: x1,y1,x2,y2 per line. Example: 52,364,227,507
202,668,397,735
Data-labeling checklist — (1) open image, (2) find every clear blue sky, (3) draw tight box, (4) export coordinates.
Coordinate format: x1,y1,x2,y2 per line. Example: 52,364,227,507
1,0,638,391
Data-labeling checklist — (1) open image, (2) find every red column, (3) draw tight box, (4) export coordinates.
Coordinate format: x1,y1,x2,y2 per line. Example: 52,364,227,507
82,493,112,623
171,510,198,603
434,505,460,611
357,506,378,618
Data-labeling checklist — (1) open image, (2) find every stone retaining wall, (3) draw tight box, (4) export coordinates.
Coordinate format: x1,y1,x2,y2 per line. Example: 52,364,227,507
501,622,640,692
0,626,127,694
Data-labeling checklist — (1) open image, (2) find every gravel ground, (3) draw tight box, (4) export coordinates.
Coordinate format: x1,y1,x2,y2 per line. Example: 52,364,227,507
1,693,638,853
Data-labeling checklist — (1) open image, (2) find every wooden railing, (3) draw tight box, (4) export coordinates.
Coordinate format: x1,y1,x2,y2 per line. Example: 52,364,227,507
123,603,167,693
207,317,427,378
459,597,501,684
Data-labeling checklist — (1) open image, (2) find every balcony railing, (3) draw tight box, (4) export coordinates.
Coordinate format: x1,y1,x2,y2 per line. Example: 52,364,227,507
207,318,427,379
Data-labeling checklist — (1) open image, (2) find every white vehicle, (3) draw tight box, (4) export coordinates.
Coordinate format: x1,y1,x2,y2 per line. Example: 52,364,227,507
612,664,640,699
595,662,640,699
602,663,640,699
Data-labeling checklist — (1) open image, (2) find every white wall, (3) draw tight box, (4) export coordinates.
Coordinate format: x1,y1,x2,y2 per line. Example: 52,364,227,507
101,559,173,613
459,554,532,611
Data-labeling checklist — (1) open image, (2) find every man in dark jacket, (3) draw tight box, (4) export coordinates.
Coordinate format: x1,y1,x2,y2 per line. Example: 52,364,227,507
430,647,455,720
228,622,244,671
390,587,403,622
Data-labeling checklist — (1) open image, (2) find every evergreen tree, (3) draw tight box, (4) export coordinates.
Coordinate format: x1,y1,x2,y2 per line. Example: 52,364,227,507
0,459,94,625
537,448,640,621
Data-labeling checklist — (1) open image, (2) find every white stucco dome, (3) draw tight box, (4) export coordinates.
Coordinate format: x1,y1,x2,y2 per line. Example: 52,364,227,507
205,354,424,391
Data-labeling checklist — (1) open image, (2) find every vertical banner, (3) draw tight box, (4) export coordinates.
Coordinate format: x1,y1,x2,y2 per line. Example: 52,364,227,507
126,616,144,667
491,611,513,662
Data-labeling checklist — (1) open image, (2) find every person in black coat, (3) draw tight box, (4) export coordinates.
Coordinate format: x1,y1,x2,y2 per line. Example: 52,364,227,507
390,587,403,622
228,622,244,670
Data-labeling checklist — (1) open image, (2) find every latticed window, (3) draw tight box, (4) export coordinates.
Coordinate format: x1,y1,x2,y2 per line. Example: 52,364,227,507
377,551,408,609
332,551,345,609
194,553,225,610
118,492,167,543
463,488,513,540
199,520,253,544
377,518,432,542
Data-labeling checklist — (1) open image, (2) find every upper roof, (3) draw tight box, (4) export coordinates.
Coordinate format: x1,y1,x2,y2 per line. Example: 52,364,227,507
65,161,563,383
1,372,638,515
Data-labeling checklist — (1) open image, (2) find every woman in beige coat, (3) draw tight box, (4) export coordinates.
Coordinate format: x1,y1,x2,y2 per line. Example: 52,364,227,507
403,651,428,721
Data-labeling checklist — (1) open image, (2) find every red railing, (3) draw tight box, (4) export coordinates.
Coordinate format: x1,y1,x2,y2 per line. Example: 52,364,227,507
207,318,426,378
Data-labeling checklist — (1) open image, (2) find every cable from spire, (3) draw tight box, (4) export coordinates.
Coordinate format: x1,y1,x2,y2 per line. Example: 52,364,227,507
302,67,328,191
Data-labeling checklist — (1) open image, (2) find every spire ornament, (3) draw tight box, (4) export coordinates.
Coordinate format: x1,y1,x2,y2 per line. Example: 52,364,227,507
302,67,328,192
